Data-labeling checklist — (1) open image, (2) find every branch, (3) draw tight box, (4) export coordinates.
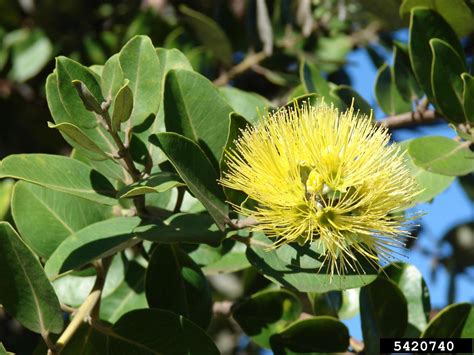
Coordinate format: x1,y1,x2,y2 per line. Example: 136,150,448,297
214,51,268,86
51,258,112,354
378,109,438,128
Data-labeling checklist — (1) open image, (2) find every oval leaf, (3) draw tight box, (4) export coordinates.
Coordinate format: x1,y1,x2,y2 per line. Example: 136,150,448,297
117,171,183,198
408,136,474,176
0,154,117,205
421,302,473,338
111,80,134,132
0,222,63,334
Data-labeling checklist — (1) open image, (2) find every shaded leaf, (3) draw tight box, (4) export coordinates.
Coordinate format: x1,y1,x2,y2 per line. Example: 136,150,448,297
180,5,232,66
246,233,378,292
430,38,467,124
145,244,212,328
375,62,412,115
111,80,134,132
233,289,301,348
151,133,228,229
0,222,63,334
360,276,408,355
135,213,225,246
393,43,422,101
270,317,349,354
461,73,474,124
421,302,473,338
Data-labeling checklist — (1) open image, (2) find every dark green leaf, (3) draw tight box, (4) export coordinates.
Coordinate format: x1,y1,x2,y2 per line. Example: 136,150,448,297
409,8,463,102
117,172,183,198
145,244,212,329
382,263,430,337
375,62,412,115
44,217,141,277
180,5,232,66
400,0,474,36
246,233,378,292
393,43,422,101
360,277,408,354
421,302,473,338
151,133,228,229
0,154,117,205
164,69,233,167
59,324,107,355
233,289,301,348
462,73,474,124
332,85,372,117
111,80,134,132
0,222,63,334
111,309,219,354
119,35,161,127
270,317,349,354
408,136,474,176
430,38,467,124
313,291,342,318
135,213,225,246
12,181,111,258
100,260,147,323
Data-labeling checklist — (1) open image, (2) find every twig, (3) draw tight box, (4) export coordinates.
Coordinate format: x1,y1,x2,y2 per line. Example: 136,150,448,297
350,337,364,353
214,51,268,86
378,109,438,128
228,217,258,229
52,258,112,353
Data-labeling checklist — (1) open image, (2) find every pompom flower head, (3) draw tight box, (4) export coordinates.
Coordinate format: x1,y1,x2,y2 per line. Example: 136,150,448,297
221,103,419,276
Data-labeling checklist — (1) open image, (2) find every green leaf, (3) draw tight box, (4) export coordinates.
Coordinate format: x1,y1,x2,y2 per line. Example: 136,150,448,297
0,179,13,221
199,238,250,274
111,80,134,132
46,72,121,162
409,8,463,102
338,288,360,320
110,309,219,354
360,276,408,355
0,222,63,334
0,154,117,205
117,171,183,198
312,291,342,318
382,263,430,337
461,73,474,124
408,136,474,176
246,233,378,292
400,0,474,36
156,48,194,73
135,213,225,246
0,343,7,355
219,87,270,124
180,5,232,66
8,29,52,82
47,122,108,160
358,0,407,29
164,69,233,166
118,35,161,126
332,85,372,117
233,289,302,348
375,62,412,115
398,140,454,206
270,317,349,354
421,303,473,338
100,260,147,323
59,324,107,355
55,56,104,129
145,244,212,329
151,133,228,230
11,181,111,258
430,38,467,124
72,79,102,114
44,217,141,277
101,54,125,101
392,43,422,101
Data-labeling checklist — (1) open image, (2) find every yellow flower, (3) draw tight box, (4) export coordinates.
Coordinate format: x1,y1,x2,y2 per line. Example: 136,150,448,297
221,103,420,276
